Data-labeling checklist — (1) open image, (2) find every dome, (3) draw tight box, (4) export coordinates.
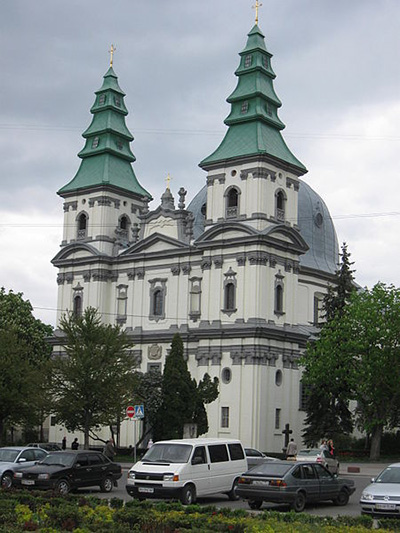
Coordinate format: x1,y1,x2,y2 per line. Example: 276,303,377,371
188,180,339,275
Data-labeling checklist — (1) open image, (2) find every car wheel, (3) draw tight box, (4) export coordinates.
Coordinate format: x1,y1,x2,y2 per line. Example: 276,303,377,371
1,472,13,489
248,500,263,510
180,484,196,505
56,479,70,496
227,478,240,501
100,476,113,493
334,489,349,506
292,492,306,512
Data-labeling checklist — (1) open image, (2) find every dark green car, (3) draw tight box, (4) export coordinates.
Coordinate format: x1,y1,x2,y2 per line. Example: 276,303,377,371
237,460,355,512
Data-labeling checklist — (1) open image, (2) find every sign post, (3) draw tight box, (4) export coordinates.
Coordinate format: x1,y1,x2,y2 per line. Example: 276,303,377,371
126,406,136,462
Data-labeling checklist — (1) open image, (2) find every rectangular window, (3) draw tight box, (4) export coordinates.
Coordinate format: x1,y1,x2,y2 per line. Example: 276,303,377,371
147,362,161,373
221,406,229,428
299,382,308,411
50,416,57,427
275,408,281,430
208,444,229,463
228,443,245,461
313,296,323,325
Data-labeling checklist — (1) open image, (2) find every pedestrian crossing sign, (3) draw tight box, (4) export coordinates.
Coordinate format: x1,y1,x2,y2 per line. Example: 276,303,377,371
134,404,144,418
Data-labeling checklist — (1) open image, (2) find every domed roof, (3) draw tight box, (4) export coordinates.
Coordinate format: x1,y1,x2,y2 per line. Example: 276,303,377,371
188,180,339,275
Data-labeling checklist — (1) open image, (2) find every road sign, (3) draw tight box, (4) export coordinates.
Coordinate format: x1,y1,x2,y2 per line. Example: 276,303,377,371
134,404,144,418
126,405,135,419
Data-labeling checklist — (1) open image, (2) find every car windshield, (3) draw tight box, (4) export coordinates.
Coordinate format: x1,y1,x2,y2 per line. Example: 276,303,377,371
0,449,19,462
247,462,292,477
376,467,400,484
298,449,320,456
41,453,75,467
142,443,192,463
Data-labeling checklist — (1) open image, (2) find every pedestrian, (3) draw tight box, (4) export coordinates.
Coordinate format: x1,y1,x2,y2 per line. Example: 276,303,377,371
328,439,335,457
71,438,79,450
62,436,67,450
103,438,116,461
320,439,328,453
285,438,297,460
147,438,153,449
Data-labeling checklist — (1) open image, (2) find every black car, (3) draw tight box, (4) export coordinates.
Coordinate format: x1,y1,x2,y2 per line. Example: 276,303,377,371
237,460,355,512
13,451,122,495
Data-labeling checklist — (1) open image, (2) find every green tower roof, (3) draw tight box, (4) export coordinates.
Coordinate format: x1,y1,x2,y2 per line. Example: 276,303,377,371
58,67,151,198
200,25,307,174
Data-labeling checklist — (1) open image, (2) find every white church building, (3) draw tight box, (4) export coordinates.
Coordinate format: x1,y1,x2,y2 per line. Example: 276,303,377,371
49,21,339,453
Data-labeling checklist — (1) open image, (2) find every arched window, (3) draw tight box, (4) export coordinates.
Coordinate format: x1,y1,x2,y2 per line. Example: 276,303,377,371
120,216,128,230
225,187,240,218
275,283,284,314
73,295,82,317
225,282,236,311
77,213,88,239
275,190,286,222
152,289,163,316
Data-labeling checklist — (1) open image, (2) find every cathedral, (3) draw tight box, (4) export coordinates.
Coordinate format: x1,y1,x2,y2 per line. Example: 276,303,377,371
49,19,339,453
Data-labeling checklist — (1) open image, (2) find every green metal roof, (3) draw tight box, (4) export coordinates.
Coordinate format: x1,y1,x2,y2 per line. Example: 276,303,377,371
200,25,306,174
58,67,151,198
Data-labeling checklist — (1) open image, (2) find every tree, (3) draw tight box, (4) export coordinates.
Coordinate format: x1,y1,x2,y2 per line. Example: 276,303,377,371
50,307,136,449
301,243,356,445
0,288,53,444
154,334,219,441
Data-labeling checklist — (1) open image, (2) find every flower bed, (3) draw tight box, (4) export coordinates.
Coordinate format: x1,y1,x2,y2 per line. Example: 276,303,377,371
0,489,398,532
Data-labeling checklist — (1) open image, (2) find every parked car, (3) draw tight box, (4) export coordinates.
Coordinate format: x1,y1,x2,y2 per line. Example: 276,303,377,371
0,446,48,489
295,448,340,474
360,463,400,516
27,442,62,452
244,448,279,469
237,460,355,512
13,451,122,495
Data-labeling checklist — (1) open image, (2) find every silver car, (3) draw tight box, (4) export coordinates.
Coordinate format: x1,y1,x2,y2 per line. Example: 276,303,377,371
295,449,340,474
360,463,400,516
244,448,279,469
0,446,48,488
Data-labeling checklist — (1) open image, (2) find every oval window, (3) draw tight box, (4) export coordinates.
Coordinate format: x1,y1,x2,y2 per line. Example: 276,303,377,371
222,367,232,384
275,369,283,386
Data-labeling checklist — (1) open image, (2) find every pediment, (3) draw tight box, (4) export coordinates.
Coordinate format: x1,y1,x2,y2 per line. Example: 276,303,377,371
196,222,258,243
120,233,187,256
262,225,309,252
52,242,102,264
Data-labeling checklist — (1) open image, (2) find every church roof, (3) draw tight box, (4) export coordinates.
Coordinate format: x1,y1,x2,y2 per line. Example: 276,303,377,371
200,25,306,175
58,67,150,198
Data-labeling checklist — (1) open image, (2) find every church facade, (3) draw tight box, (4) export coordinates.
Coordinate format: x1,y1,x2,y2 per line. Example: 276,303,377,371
49,22,339,453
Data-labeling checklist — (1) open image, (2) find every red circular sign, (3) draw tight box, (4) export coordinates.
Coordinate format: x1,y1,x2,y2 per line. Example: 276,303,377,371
126,405,135,418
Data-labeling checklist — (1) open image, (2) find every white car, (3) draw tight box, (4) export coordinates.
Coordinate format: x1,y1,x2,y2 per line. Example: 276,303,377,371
360,463,400,516
0,446,48,488
295,449,339,474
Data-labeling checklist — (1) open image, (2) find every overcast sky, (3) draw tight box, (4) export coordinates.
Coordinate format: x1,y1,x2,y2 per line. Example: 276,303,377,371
1,0,399,326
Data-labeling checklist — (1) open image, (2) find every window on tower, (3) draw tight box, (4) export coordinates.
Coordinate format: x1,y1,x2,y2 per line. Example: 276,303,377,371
77,213,88,239
244,54,252,68
241,101,249,114
275,189,286,221
73,294,82,317
222,267,237,316
274,280,284,315
99,94,107,105
114,95,121,107
225,187,240,218
92,137,100,148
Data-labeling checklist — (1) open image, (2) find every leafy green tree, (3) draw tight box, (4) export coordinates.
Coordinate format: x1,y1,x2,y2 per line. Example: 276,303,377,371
154,334,219,440
301,243,356,445
133,369,164,444
0,289,53,444
50,307,136,449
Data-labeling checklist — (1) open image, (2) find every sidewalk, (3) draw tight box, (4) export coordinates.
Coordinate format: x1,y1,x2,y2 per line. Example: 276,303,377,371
342,462,390,477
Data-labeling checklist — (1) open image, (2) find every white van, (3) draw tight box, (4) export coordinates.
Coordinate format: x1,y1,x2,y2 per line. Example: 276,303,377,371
125,438,248,504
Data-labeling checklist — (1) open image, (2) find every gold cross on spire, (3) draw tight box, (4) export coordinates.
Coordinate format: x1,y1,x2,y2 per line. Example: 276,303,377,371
109,44,116,67
165,173,173,190
252,1,263,25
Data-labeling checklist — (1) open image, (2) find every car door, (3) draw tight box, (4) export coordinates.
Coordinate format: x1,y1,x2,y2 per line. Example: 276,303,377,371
17,449,38,467
313,463,337,500
74,453,93,487
189,446,210,496
300,464,320,502
88,453,109,486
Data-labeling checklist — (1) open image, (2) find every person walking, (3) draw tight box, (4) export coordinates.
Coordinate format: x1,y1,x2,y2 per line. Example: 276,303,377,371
71,438,79,450
285,438,297,460
62,436,67,450
103,438,116,461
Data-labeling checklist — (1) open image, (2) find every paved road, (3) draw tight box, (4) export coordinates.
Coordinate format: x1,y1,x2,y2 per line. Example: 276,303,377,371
84,462,388,518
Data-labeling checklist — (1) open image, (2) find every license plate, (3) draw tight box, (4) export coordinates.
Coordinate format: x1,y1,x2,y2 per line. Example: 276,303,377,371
376,503,396,510
138,487,154,493
253,480,269,486
21,479,35,486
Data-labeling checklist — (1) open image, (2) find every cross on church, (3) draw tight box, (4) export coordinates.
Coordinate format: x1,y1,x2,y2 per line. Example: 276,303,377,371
282,423,292,449
109,44,116,67
165,173,173,190
252,0,263,25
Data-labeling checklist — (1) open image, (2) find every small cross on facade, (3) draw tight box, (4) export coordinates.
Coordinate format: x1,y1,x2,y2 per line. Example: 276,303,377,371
165,173,173,190
109,44,116,67
282,422,293,450
252,0,263,25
